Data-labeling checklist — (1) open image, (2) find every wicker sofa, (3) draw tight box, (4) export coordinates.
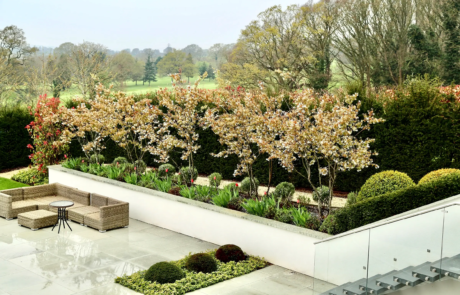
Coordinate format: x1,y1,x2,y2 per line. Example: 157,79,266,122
0,183,129,232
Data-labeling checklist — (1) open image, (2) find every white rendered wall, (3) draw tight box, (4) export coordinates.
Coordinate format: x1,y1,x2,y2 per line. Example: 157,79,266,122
49,167,327,276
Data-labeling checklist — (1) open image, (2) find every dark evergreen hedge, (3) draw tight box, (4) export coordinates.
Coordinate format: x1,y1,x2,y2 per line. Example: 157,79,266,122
0,106,33,171
324,172,460,235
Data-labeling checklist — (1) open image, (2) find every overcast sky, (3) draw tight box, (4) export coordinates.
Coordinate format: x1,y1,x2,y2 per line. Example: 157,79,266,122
0,0,301,51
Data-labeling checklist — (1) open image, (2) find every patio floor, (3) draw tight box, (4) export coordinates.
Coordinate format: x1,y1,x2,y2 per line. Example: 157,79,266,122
0,217,324,295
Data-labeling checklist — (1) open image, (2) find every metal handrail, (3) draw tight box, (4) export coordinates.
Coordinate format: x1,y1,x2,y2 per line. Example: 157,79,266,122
315,201,460,245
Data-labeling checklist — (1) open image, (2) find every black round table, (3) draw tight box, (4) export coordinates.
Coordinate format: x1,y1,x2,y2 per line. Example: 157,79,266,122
49,201,74,234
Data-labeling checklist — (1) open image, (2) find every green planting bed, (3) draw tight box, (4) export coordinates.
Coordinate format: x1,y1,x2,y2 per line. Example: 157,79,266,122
115,250,268,295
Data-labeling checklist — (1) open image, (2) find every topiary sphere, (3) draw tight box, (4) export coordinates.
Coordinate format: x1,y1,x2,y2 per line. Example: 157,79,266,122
185,253,217,273
179,167,198,184
240,177,259,194
358,170,415,201
113,156,129,165
134,160,147,173
144,262,185,284
418,168,460,185
159,164,176,178
215,244,246,263
319,214,339,235
208,172,223,187
273,182,295,202
89,154,105,164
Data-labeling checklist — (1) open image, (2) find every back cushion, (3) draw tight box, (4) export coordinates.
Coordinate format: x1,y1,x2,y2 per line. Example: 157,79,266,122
56,184,90,205
1,188,24,202
107,197,122,205
23,184,57,200
91,193,108,208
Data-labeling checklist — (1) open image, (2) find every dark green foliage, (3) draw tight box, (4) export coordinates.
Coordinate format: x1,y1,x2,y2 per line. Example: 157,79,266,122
144,262,185,284
273,182,295,202
441,0,460,84
319,214,339,235
357,170,415,201
0,106,33,170
208,172,222,187
305,215,321,231
179,166,198,184
275,209,293,224
240,177,259,195
113,157,129,165
143,55,157,86
227,195,243,211
158,164,175,178
407,25,441,78
346,191,358,207
328,172,460,235
134,160,146,173
89,154,105,164
185,253,217,274
215,245,246,263
198,62,207,76
207,64,215,79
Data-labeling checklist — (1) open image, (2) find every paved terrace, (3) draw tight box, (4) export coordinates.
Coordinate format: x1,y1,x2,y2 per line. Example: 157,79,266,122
0,217,331,295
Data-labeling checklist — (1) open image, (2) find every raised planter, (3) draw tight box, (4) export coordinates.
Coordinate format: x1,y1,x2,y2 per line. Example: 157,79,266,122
48,165,330,276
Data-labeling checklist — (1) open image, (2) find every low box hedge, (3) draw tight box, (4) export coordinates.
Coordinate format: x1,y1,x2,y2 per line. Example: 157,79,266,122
324,172,460,235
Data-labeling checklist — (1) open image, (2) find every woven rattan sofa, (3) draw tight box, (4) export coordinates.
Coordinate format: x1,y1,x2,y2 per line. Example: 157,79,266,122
0,183,129,232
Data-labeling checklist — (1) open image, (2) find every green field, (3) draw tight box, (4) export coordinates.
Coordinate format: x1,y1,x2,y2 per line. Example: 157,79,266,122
59,76,218,101
0,177,29,190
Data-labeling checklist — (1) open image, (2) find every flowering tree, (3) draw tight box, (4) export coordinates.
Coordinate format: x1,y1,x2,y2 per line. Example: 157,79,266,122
26,94,69,175
157,74,205,182
203,84,285,197
268,90,384,214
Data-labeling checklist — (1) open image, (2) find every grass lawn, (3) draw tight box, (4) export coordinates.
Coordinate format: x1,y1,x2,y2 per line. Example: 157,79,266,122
59,76,218,101
0,177,29,190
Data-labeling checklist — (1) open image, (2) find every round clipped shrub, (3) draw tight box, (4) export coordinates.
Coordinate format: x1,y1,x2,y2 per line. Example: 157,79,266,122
418,169,460,185
208,172,223,187
134,160,147,173
319,214,339,235
273,182,295,202
215,244,246,263
179,166,198,184
358,170,415,201
185,253,217,273
312,186,330,206
89,154,105,164
144,261,185,284
113,156,129,165
240,177,259,195
158,164,176,178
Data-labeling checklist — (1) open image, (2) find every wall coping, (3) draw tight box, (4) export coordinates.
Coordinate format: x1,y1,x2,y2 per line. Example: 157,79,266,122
49,165,331,240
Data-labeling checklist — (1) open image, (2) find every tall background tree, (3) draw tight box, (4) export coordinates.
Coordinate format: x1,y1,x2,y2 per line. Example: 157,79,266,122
143,55,157,86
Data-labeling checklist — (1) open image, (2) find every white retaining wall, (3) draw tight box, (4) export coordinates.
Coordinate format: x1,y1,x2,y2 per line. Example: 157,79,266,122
49,166,330,276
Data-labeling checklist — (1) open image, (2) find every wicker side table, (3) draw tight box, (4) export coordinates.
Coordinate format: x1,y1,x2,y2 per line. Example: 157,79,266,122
18,210,58,231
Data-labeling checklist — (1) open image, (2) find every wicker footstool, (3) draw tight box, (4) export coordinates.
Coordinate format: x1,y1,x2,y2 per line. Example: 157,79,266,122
18,210,58,231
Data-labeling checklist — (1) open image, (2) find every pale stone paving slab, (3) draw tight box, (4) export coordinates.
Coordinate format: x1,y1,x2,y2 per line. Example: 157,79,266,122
0,216,317,294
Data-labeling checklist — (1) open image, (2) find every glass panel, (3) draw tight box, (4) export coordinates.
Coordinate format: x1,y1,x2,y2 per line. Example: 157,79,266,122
367,209,445,293
440,205,460,281
313,230,370,294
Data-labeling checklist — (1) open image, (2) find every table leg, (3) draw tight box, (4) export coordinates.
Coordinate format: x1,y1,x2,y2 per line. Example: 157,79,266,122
63,208,72,231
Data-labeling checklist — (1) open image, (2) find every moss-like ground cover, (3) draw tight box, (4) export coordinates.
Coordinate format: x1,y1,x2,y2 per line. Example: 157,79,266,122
115,250,268,295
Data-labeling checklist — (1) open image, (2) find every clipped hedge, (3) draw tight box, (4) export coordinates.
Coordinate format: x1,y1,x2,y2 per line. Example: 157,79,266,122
419,168,460,184
0,106,33,170
357,170,415,201
325,172,460,235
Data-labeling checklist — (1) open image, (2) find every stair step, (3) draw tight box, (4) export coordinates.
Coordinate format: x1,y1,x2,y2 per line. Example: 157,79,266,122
393,266,423,287
342,278,368,295
412,262,441,282
431,254,460,279
360,274,388,294
375,271,404,291
319,282,352,295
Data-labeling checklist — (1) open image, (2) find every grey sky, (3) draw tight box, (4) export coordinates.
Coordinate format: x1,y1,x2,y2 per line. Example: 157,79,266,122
0,0,300,51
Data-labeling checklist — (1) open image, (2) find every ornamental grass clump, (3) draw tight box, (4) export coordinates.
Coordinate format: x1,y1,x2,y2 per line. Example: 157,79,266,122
418,168,460,185
215,245,246,263
358,170,415,201
185,253,217,274
144,262,185,284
